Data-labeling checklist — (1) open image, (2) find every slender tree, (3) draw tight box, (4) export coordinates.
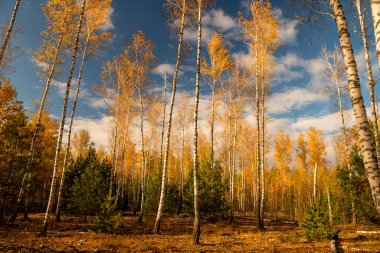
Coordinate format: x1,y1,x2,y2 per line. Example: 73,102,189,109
55,0,112,221
201,33,233,169
122,31,156,223
38,0,87,237
330,0,380,216
240,0,278,229
370,0,380,68
321,45,356,223
291,0,380,219
355,0,380,169
159,74,168,166
192,0,206,244
153,0,190,233
0,0,21,65
14,0,78,221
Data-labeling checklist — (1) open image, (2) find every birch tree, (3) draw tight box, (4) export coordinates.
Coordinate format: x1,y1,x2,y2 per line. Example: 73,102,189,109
201,33,233,170
15,0,77,219
38,0,87,237
240,0,278,229
192,0,202,235
370,0,380,68
292,0,380,219
321,45,356,223
153,0,194,233
0,0,21,65
123,31,156,223
55,0,112,222
355,0,380,170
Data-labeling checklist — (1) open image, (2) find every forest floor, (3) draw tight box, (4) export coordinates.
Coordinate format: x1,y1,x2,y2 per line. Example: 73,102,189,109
0,213,379,252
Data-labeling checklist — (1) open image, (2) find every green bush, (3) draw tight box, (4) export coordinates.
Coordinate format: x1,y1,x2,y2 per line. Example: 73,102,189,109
336,145,379,224
93,195,123,233
301,205,334,241
64,148,111,220
183,158,228,216
144,169,180,215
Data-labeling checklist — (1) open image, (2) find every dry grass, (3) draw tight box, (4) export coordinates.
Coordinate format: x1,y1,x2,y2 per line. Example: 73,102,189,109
0,213,379,252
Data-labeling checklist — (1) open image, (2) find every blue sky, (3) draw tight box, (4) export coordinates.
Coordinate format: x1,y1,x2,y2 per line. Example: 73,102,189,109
1,0,380,164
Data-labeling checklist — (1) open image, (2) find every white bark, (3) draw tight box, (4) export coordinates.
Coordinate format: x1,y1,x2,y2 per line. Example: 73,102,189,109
192,0,202,245
370,0,380,68
17,34,64,208
137,90,146,223
327,187,333,225
0,0,21,65
357,0,380,169
330,0,380,216
55,35,90,222
38,0,86,237
153,0,186,233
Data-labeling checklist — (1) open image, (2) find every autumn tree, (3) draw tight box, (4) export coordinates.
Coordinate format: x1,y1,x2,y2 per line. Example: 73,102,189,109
123,31,156,223
153,0,197,233
321,45,357,223
0,80,29,223
38,0,87,237
290,0,380,218
201,33,233,169
240,0,279,229
55,0,112,222
192,0,206,244
307,127,326,206
273,130,293,216
15,0,78,219
355,0,380,170
370,0,380,68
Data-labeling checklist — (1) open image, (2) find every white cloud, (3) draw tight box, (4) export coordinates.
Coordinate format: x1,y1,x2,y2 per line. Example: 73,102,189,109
31,58,49,72
203,9,238,33
51,79,108,110
184,9,240,44
268,88,328,115
272,8,299,45
68,115,113,148
153,63,177,77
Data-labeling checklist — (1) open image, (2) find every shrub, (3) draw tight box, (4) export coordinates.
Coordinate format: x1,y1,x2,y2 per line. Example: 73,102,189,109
301,205,334,241
93,195,123,233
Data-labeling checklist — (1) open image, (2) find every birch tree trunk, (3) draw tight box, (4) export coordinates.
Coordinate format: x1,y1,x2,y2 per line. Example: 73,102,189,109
159,74,167,166
370,0,380,68
327,187,333,225
15,34,64,220
137,90,146,223
55,35,89,222
313,163,318,208
115,141,126,206
228,95,233,223
192,0,202,245
259,69,265,228
330,0,380,216
230,107,238,224
255,49,262,229
334,59,357,224
0,0,21,65
356,0,380,169
115,99,132,206
177,122,186,214
153,1,186,233
38,0,86,237
210,82,216,169
109,82,120,198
